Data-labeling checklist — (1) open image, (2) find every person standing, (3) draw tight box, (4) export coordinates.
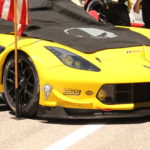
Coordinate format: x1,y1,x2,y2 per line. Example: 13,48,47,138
105,0,132,26
134,0,150,28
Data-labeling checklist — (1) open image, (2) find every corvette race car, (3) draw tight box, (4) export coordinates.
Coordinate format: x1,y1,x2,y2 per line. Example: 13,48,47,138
0,0,150,119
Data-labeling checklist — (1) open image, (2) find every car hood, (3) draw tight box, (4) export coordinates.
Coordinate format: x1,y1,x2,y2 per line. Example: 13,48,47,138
94,45,150,83
0,0,149,53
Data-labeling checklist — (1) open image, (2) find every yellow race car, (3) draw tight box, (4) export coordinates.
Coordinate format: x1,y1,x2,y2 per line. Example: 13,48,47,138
0,0,150,119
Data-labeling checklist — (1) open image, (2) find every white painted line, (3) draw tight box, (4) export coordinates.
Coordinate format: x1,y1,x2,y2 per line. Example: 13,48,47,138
44,124,105,150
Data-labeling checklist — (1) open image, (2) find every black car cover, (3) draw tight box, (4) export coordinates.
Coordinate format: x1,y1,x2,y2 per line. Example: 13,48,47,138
0,0,149,53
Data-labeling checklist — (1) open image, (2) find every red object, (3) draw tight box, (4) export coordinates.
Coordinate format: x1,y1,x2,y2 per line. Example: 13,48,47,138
85,0,89,4
131,22,144,28
0,0,29,35
88,10,99,21
17,24,26,36
96,107,112,112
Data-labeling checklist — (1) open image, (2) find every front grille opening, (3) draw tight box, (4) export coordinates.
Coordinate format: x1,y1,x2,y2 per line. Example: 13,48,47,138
134,83,150,102
97,83,150,105
115,84,132,104
115,92,131,103
116,84,131,91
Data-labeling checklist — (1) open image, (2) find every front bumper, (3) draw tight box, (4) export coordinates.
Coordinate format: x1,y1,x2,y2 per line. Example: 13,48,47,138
37,106,150,119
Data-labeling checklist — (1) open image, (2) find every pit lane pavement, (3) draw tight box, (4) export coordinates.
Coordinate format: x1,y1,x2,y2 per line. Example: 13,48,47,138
1,103,150,150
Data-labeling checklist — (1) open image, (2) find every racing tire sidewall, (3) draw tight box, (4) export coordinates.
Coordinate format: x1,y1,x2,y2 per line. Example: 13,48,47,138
3,53,39,117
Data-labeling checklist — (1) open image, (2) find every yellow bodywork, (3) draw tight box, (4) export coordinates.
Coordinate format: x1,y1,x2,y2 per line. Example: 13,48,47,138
0,26,150,112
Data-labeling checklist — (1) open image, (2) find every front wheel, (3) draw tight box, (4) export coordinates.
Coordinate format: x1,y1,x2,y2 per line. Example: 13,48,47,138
3,53,39,117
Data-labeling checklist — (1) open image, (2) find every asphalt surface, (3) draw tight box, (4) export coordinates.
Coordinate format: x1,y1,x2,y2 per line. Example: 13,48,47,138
1,103,150,150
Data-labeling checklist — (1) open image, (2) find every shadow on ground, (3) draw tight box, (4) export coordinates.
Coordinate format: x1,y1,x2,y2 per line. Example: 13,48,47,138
35,115,150,126
0,103,9,112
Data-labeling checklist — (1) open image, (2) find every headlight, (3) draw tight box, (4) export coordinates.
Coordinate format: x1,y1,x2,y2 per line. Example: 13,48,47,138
45,47,100,72
97,89,107,102
97,85,115,104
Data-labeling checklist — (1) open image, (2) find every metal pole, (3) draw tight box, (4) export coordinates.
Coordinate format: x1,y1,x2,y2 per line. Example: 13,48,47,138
14,0,20,119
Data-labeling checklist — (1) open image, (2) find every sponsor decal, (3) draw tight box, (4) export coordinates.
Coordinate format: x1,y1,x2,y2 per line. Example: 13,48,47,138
63,88,81,96
126,50,142,54
85,90,93,95
64,27,117,39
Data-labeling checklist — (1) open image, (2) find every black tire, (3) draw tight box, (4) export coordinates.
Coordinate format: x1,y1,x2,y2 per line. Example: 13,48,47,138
3,53,39,117
85,0,107,23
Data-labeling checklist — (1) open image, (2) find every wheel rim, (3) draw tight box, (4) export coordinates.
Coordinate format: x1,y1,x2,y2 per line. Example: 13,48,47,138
86,0,106,23
4,56,38,108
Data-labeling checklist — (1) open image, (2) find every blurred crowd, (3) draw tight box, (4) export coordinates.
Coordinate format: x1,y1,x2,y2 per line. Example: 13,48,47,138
71,0,85,7
71,0,150,28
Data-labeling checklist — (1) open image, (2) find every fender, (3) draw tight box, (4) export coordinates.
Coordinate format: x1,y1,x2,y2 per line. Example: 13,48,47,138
0,46,5,54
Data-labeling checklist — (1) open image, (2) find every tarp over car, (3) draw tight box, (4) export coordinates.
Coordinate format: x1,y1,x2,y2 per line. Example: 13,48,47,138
0,0,149,53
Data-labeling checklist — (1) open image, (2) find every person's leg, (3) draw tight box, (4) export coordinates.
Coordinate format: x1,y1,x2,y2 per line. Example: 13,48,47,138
105,4,130,26
142,0,150,28
117,4,130,26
